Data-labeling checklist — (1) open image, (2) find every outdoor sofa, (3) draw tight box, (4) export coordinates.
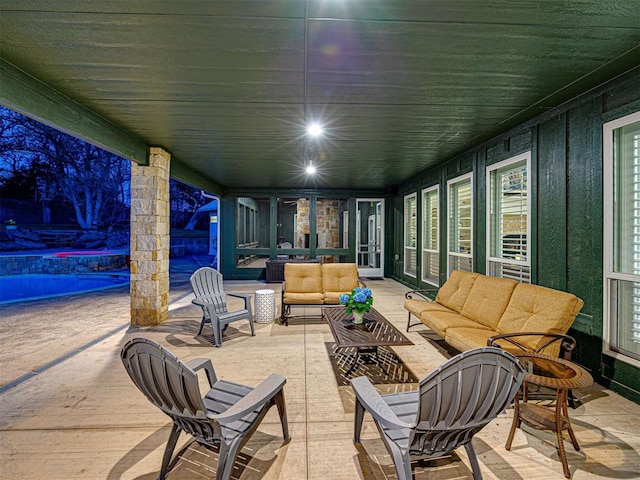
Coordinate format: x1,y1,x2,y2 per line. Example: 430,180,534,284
280,262,365,325
404,270,584,359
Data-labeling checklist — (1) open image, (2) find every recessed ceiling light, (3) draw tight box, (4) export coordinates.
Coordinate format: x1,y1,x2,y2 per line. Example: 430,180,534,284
306,123,323,137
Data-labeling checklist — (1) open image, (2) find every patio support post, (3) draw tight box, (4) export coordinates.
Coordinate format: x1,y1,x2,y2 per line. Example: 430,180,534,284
129,147,170,326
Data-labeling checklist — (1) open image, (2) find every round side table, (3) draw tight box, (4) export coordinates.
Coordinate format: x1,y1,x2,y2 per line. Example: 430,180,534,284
506,352,593,478
254,289,276,323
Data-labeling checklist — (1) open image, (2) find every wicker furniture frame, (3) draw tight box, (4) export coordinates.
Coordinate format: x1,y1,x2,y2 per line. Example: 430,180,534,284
506,352,593,478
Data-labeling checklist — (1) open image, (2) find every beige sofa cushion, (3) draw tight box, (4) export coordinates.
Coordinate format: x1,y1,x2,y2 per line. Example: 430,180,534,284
496,283,584,353
422,311,492,338
404,298,453,318
460,276,518,329
284,263,322,293
322,263,359,304
434,270,479,313
445,327,524,356
283,291,325,304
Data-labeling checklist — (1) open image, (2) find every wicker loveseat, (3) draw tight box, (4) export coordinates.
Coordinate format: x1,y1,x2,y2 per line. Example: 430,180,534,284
280,262,365,325
404,270,584,359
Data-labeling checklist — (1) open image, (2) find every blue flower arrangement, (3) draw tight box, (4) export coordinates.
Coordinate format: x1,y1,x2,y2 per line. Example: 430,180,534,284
339,287,373,315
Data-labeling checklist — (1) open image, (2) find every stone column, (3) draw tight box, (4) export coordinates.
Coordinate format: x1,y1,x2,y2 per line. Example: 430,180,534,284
129,147,170,326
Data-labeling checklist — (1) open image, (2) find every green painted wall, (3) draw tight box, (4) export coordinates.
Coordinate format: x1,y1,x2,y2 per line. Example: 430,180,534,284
389,66,640,403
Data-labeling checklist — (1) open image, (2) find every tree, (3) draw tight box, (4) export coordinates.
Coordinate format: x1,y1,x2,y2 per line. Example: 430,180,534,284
170,179,209,229
0,106,131,229
1,106,205,231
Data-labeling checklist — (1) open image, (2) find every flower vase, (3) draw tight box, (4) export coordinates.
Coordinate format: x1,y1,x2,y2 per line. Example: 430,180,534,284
353,311,365,324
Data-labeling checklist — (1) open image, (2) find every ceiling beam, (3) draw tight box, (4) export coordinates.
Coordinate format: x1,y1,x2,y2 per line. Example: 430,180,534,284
0,58,149,165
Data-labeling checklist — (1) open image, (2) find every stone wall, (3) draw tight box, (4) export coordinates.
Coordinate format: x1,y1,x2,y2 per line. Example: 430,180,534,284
0,253,128,275
295,198,310,248
294,198,345,249
316,199,345,248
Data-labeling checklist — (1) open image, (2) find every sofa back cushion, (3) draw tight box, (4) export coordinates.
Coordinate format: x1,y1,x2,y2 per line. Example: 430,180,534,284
322,263,359,293
435,270,479,313
497,283,584,351
284,263,323,293
460,275,518,329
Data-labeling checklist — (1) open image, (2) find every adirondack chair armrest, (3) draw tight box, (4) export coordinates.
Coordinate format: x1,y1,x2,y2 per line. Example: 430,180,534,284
191,298,206,307
211,374,287,424
185,358,217,386
228,292,252,309
351,376,412,430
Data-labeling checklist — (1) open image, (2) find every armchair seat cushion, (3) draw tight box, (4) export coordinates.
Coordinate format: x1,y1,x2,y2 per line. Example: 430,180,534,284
323,292,345,304
283,292,325,304
404,298,452,318
424,311,492,338
445,327,532,356
445,327,511,354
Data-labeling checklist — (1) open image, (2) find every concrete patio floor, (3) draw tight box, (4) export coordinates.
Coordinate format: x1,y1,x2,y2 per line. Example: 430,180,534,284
1,256,639,479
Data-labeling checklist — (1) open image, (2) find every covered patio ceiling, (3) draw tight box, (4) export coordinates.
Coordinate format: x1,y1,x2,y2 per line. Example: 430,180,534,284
1,1,639,193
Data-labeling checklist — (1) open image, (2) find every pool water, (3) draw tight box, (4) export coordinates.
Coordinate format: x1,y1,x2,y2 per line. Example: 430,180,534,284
0,274,130,303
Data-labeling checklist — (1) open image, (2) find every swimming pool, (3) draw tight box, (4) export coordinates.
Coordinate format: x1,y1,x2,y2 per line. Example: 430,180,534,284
0,273,130,303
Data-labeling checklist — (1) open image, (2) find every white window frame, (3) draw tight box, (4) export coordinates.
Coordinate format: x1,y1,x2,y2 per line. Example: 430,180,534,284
404,192,418,278
603,110,640,368
447,173,473,275
486,152,531,282
421,185,440,285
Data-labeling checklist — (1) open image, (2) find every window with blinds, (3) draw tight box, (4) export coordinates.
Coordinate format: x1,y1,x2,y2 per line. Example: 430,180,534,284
486,153,530,283
404,192,417,277
604,112,640,364
422,186,439,285
448,174,473,274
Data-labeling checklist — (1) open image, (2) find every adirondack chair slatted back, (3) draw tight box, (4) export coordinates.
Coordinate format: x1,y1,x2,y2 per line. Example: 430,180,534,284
190,267,228,315
121,338,220,440
413,348,525,456
122,338,288,480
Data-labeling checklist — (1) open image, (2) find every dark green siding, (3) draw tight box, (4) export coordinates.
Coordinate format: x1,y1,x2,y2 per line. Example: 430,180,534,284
537,113,568,290
390,66,640,402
